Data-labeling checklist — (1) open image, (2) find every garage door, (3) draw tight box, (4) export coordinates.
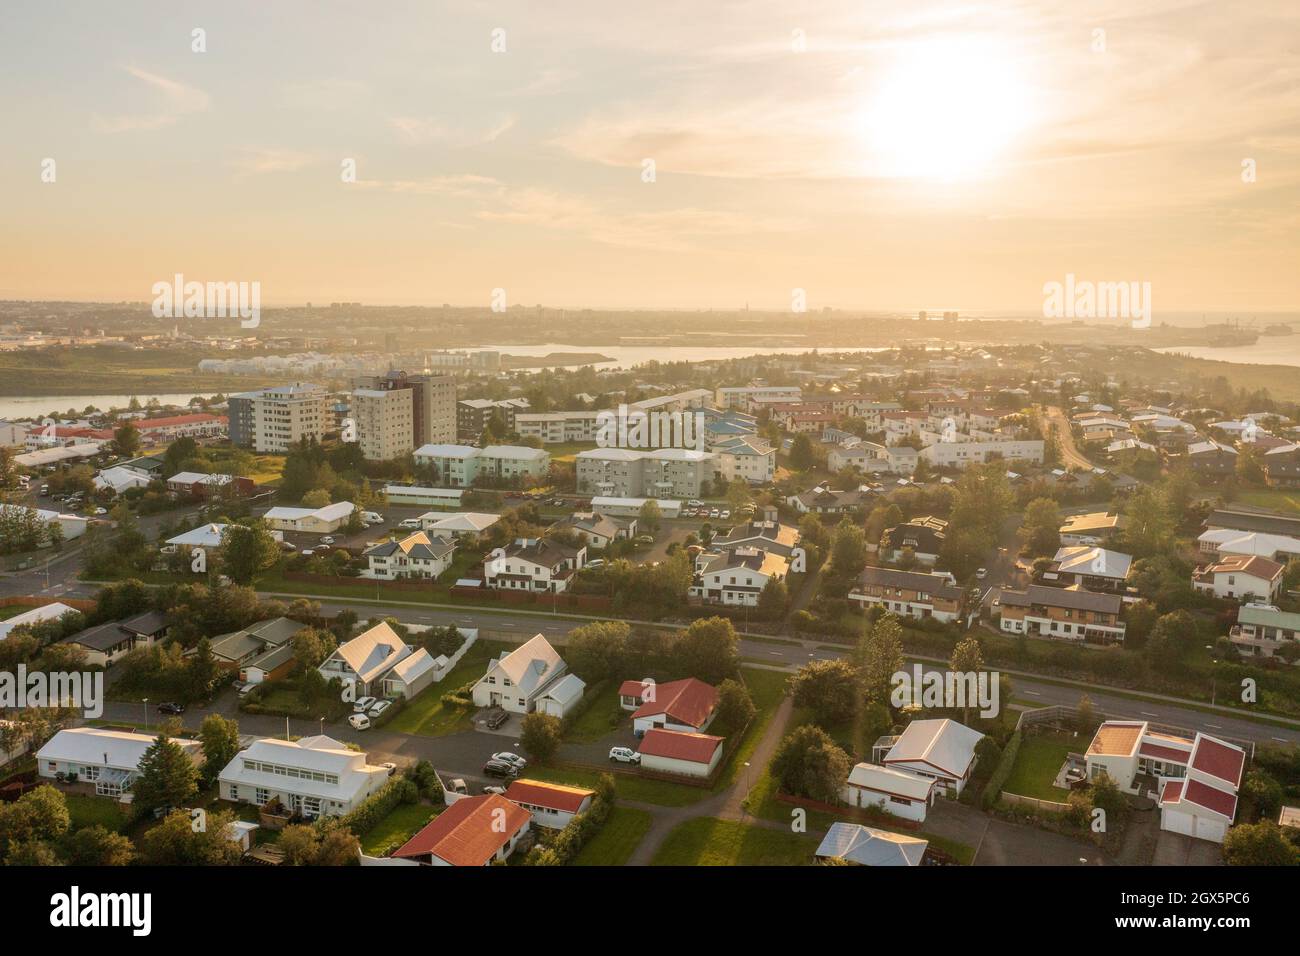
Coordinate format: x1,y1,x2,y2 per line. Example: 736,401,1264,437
1194,816,1226,843
1162,808,1195,837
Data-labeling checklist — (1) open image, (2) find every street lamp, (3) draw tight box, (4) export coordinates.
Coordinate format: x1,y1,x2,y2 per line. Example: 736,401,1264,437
142,698,149,732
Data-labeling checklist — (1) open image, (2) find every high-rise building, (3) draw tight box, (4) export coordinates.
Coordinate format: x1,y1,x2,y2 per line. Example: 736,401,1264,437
353,370,455,456
229,383,330,453
351,386,413,461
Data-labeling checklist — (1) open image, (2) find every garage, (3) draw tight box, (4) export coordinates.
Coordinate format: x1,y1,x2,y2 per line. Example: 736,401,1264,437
1159,778,1233,845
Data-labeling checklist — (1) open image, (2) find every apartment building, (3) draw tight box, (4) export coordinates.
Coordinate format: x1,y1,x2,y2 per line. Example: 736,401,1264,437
995,584,1126,644
456,397,529,440
919,438,1045,469
715,385,802,410
1229,604,1300,660
514,410,601,444
352,386,414,461
712,435,776,484
229,382,330,453
847,567,965,623
575,447,714,498
413,444,551,487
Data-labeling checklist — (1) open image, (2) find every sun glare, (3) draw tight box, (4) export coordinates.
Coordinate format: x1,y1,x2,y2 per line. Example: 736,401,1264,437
861,37,1034,181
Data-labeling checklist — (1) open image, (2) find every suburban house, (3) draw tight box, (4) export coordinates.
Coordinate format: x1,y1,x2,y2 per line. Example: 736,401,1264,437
37,727,201,798
471,634,581,716
711,517,800,558
637,728,725,778
1193,554,1285,603
93,465,153,494
1264,444,1300,487
1198,528,1300,563
393,793,531,865
689,546,789,607
503,779,596,829
1059,512,1127,547
363,531,455,580
483,537,587,594
165,523,234,551
0,601,82,641
843,762,938,822
874,718,984,796
879,517,948,566
995,584,1126,644
59,615,169,667
419,511,501,539
551,512,637,550
318,621,413,698
1042,545,1133,593
1186,440,1238,478
263,501,356,534
847,567,965,624
166,471,256,499
1085,721,1245,844
814,821,928,866
219,735,391,818
786,485,876,515
1229,604,1300,660
617,677,719,735
210,617,306,685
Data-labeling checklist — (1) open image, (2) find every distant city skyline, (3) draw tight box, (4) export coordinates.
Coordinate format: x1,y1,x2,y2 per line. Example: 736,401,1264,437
3,1,1297,311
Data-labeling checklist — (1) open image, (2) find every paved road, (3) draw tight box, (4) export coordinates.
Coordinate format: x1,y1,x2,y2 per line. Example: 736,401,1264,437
1045,405,1095,471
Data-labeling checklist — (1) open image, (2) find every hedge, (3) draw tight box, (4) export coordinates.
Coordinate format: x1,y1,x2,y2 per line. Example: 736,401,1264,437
339,776,419,836
522,776,616,866
980,728,1022,810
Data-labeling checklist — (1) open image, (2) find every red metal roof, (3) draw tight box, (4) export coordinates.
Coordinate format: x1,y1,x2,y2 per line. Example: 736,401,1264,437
1138,742,1190,763
393,794,529,866
504,779,594,814
1182,779,1238,819
618,679,647,698
1159,780,1184,804
632,678,719,729
1190,735,1246,787
638,728,723,764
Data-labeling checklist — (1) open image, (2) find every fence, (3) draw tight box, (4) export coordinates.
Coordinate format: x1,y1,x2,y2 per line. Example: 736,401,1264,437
1016,703,1255,759
1000,791,1072,815
448,585,612,612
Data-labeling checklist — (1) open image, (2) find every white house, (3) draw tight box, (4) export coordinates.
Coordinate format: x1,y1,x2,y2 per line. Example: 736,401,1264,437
637,728,724,778
419,512,501,539
36,727,201,799
876,719,984,796
317,621,413,697
1192,554,1285,603
93,465,153,494
362,531,455,580
843,762,938,823
689,546,789,607
483,538,587,594
263,501,356,534
815,822,928,866
218,735,391,818
618,678,719,735
392,793,532,865
0,601,81,641
503,779,596,829
470,634,571,715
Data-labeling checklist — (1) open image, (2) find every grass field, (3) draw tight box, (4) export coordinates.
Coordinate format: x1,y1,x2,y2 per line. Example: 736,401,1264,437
0,606,26,621
385,640,513,736
359,803,440,855
1001,733,1075,802
565,691,627,742
650,818,821,866
66,794,128,833
526,765,708,807
571,805,653,866
1232,489,1300,515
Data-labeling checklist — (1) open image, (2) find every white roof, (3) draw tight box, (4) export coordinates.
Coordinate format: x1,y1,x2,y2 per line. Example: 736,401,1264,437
93,466,152,492
384,485,463,499
167,523,228,548
219,735,386,803
1053,545,1133,580
37,727,200,771
884,719,984,779
815,822,927,866
1199,528,1300,557
264,501,354,523
480,444,548,461
423,512,501,534
537,673,586,706
414,444,481,458
0,602,80,640
388,647,436,683
168,471,232,486
488,634,564,696
846,762,936,802
331,621,412,684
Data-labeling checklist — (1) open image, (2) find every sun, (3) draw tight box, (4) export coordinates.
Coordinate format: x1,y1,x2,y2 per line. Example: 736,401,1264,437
860,36,1035,181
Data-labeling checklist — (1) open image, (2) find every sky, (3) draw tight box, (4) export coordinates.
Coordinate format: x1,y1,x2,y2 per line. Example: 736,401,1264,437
2,0,1298,313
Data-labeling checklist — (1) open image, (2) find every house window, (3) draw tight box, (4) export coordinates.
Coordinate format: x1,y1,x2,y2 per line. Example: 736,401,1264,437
83,765,100,781
255,788,270,804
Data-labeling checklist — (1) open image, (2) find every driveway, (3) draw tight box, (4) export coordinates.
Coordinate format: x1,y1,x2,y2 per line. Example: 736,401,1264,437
927,801,1109,865
1152,831,1223,866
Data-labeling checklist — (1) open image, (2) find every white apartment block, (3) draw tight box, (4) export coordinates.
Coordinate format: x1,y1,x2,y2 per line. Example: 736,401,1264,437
715,386,802,411
919,438,1044,469
352,387,414,461
413,444,551,487
230,382,330,453
712,436,776,484
576,447,714,498
514,410,601,444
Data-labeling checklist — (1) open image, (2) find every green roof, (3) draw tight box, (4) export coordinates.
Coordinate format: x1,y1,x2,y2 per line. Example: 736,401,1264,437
1239,605,1300,631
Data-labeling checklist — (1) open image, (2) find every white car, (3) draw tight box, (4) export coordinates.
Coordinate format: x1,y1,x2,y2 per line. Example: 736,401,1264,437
609,747,641,765
362,512,384,525
975,568,988,580
399,518,422,529
347,713,371,731
353,696,377,713
93,507,108,516
368,700,393,719
320,535,336,545
300,548,316,557
492,752,527,770
719,509,731,520
687,499,703,508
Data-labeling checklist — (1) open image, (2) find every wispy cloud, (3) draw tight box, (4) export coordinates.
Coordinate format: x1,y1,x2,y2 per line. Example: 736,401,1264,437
229,147,319,176
92,65,210,133
389,114,517,146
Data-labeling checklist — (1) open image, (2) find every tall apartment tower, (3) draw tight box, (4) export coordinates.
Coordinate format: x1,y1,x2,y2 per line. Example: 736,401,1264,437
351,370,455,460
230,382,330,453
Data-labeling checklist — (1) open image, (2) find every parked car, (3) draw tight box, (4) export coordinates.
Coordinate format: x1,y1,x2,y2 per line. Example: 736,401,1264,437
492,752,527,770
93,507,108,516
975,568,988,580
368,700,392,719
687,499,703,508
320,535,336,545
586,558,605,569
483,759,519,779
300,548,316,558
361,511,384,525
399,518,422,529
353,696,377,713
709,508,720,518
381,762,397,776
634,534,654,545
156,701,185,715
347,713,371,731
482,785,507,795
446,777,468,795
609,746,641,765
484,709,509,730
719,509,731,520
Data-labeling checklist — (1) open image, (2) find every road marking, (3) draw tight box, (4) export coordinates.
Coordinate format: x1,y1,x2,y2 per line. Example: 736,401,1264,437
1205,723,1222,729
1274,737,1290,743
1024,690,1041,696
1141,712,1159,717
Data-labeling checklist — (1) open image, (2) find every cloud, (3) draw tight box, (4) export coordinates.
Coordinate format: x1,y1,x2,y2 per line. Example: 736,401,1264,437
92,66,210,133
229,147,319,176
389,114,517,146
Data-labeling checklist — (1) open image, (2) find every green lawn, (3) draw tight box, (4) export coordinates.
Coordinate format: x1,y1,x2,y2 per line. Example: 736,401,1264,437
360,802,440,855
0,606,26,621
386,640,513,736
565,692,628,743
526,765,708,807
571,805,653,866
1233,489,1300,515
66,794,128,833
1001,733,1075,802
651,818,821,866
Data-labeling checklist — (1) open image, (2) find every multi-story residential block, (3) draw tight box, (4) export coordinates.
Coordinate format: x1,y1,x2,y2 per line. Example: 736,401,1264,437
456,397,529,440
229,382,330,452
575,447,714,498
715,385,802,410
919,438,1044,469
352,385,414,461
1229,603,1300,660
995,584,1126,644
514,410,601,444
848,567,965,623
1192,554,1285,603
712,435,776,484
413,443,550,487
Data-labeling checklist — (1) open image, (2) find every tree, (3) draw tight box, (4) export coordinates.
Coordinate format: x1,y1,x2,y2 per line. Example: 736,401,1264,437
675,617,740,684
292,626,335,670
1241,769,1284,819
713,678,756,733
520,712,563,762
830,519,867,574
113,420,141,458
949,635,985,724
638,499,662,534
1143,609,1198,665
726,478,752,513
198,714,241,785
301,488,331,509
0,785,70,860
1019,497,1062,557
564,621,629,682
219,520,280,584
788,659,860,726
788,433,816,471
856,613,904,705
757,577,789,617
770,725,853,803
131,733,199,814
140,809,243,865
58,825,135,866
1222,821,1300,866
